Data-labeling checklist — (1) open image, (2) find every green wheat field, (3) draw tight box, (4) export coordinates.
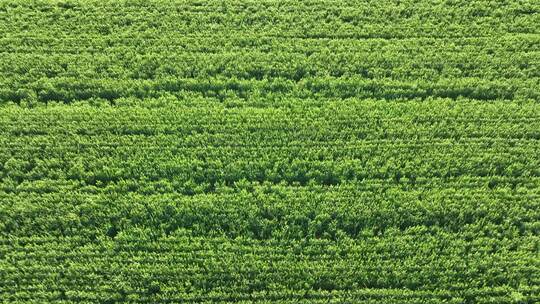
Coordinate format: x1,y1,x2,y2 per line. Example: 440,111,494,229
0,0,539,303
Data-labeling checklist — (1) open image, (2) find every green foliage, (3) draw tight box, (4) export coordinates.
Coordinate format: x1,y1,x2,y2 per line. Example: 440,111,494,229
0,0,539,303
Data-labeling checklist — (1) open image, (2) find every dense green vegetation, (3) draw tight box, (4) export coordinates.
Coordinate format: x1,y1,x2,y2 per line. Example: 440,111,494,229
0,0,539,303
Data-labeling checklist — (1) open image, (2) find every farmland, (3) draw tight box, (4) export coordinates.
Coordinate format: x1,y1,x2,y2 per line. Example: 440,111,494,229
0,0,539,303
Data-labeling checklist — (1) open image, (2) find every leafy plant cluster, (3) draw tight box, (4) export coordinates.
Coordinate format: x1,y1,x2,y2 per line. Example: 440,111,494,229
0,0,539,303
